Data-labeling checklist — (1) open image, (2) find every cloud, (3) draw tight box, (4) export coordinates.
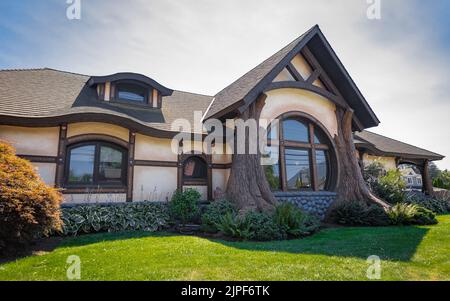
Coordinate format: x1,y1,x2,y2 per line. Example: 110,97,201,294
0,0,449,169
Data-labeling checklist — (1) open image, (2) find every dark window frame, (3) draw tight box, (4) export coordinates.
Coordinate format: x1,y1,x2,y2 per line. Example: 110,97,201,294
110,80,152,106
65,141,128,189
182,156,208,186
266,113,335,192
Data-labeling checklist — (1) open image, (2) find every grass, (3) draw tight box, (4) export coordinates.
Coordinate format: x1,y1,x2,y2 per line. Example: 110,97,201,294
1,215,449,281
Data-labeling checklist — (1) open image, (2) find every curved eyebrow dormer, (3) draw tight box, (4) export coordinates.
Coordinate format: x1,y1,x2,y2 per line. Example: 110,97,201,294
88,72,173,108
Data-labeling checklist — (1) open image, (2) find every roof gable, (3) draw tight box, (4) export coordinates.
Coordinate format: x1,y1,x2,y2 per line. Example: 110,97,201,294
203,25,380,130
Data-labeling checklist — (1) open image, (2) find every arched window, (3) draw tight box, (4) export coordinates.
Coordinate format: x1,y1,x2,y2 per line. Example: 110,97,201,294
66,141,127,187
111,81,150,104
264,114,335,192
183,156,208,181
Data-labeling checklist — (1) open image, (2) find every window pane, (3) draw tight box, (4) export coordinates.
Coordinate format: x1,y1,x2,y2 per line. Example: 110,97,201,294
263,146,280,191
314,127,327,144
99,146,124,181
68,145,95,183
117,83,146,103
285,149,311,190
283,119,309,142
184,157,207,179
316,150,329,190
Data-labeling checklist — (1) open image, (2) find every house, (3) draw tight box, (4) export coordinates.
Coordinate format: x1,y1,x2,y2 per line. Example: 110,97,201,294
399,165,423,189
0,25,444,215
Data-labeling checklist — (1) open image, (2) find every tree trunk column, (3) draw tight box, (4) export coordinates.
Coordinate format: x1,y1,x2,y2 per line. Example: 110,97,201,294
421,160,434,196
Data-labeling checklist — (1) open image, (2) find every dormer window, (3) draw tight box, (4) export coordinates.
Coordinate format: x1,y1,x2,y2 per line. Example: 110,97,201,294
89,73,173,109
116,82,148,104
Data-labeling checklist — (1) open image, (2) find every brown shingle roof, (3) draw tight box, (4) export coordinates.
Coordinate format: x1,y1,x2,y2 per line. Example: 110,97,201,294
204,27,316,120
355,131,444,161
0,68,213,136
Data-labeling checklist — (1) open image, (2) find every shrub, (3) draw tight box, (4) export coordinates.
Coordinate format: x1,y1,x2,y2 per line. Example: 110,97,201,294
274,203,320,237
0,141,63,254
327,200,390,226
215,204,320,241
61,202,169,236
373,170,406,204
216,212,253,240
363,162,385,188
404,191,448,214
201,200,237,233
169,189,201,225
433,170,450,190
387,203,437,226
244,211,285,241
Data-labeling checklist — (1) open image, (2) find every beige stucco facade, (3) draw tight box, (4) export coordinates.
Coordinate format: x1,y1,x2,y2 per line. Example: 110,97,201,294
133,166,178,202
67,122,130,142
362,153,397,171
0,125,59,156
260,88,338,138
135,134,178,162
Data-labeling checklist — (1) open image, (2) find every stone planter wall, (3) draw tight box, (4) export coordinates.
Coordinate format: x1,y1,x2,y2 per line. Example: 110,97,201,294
274,191,338,220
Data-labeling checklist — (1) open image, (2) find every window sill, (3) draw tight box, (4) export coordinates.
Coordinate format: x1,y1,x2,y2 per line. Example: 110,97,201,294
62,186,127,194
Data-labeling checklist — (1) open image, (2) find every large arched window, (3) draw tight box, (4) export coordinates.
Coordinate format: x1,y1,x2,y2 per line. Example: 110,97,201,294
65,141,127,187
264,114,335,192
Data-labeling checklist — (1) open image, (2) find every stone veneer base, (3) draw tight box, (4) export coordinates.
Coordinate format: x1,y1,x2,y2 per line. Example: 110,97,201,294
274,191,338,220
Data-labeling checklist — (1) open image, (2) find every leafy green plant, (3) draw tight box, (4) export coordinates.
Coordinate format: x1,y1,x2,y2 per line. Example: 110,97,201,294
61,202,169,236
169,189,201,225
244,211,285,241
327,200,390,226
404,192,448,214
387,203,437,226
0,141,63,254
216,212,253,240
433,170,450,190
201,200,237,233
373,169,406,204
274,203,320,237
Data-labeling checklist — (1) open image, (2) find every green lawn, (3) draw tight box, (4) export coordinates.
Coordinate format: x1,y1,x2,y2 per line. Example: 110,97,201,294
1,215,449,281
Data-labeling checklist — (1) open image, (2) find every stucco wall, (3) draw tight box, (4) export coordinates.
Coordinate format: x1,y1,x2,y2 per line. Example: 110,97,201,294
0,125,59,156
362,153,397,171
135,134,177,161
133,166,177,202
63,194,127,204
67,122,129,142
32,163,57,187
260,88,338,137
212,169,230,192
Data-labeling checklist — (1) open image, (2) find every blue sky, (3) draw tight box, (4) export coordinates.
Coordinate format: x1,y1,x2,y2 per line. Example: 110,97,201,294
0,0,449,169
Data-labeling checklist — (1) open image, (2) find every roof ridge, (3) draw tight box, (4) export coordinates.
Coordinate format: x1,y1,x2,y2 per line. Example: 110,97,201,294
362,130,443,157
0,67,90,77
173,89,213,98
214,25,318,99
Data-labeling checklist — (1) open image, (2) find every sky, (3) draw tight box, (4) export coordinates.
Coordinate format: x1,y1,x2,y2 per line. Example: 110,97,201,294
0,0,449,169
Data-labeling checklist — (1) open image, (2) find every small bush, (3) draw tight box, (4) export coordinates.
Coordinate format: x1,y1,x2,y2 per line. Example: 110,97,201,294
328,200,390,226
201,200,237,233
387,203,437,226
433,170,450,190
169,189,201,225
61,202,169,236
404,192,448,214
215,204,320,241
216,212,253,240
0,141,63,254
244,211,285,241
274,203,320,237
373,170,406,204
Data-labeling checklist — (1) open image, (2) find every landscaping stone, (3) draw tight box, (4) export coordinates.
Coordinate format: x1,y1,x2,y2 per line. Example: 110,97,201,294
274,192,338,220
